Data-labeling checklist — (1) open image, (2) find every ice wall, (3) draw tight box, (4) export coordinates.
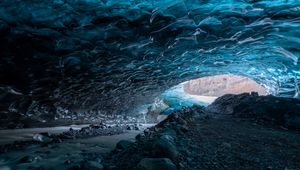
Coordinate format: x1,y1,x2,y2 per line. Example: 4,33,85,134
0,0,299,122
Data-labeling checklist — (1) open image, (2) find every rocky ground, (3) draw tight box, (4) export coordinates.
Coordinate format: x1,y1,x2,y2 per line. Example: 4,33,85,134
1,93,300,170
102,93,300,170
0,123,144,154
0,123,150,169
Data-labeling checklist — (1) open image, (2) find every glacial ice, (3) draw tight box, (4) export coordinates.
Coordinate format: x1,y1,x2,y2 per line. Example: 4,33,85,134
0,0,299,121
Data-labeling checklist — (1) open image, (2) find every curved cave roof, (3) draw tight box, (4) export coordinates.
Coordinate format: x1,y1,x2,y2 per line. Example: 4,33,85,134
0,0,299,120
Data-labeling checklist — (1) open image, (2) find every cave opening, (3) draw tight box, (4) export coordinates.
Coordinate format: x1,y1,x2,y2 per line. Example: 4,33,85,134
145,73,269,122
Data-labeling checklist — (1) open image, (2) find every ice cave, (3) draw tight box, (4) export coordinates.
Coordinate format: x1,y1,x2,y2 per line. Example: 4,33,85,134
0,0,300,169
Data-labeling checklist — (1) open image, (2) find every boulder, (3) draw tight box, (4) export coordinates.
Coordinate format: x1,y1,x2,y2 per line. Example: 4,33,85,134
207,93,300,129
176,125,188,134
160,128,177,137
136,158,177,170
32,132,53,143
135,133,145,141
19,156,34,163
116,140,133,150
152,135,179,160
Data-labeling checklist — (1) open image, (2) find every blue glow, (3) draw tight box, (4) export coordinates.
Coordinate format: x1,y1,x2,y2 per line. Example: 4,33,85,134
0,0,299,118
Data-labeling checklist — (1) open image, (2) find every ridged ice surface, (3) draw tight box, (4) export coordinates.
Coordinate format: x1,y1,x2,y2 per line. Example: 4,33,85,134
0,0,299,120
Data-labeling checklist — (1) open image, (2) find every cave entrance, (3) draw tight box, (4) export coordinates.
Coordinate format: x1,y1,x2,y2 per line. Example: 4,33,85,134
148,74,268,122
182,74,268,104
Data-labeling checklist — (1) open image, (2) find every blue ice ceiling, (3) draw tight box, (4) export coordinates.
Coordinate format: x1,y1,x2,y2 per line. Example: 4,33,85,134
0,0,299,119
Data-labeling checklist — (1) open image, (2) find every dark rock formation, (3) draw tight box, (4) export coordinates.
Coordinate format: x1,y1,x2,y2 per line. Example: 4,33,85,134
103,95,300,170
152,135,179,161
103,106,204,169
207,93,300,129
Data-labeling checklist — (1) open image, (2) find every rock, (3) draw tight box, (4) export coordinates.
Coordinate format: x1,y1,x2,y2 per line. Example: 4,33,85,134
177,117,187,125
88,161,103,169
135,133,145,140
179,162,185,169
126,124,139,130
152,135,179,160
144,128,151,135
207,93,300,129
168,113,179,120
251,92,259,96
64,160,72,165
136,158,177,170
221,142,231,148
126,125,133,130
134,124,140,130
80,127,90,133
116,140,133,150
19,156,34,163
63,56,81,74
89,124,100,129
157,115,168,122
89,123,106,129
284,115,300,129
176,125,188,134
32,133,53,143
160,128,177,137
160,134,175,142
7,122,16,129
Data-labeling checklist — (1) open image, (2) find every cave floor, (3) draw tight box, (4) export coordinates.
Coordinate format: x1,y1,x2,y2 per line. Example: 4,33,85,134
104,106,300,170
177,115,300,169
0,124,153,169
0,125,89,145
0,105,300,169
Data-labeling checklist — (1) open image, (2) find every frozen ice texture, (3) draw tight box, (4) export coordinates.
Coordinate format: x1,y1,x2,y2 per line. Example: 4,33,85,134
0,0,299,121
